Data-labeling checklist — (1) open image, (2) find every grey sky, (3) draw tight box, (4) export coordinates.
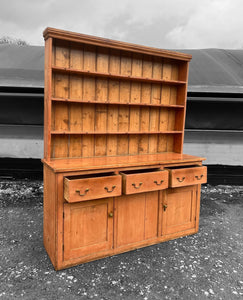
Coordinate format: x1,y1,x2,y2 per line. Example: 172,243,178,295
0,0,242,49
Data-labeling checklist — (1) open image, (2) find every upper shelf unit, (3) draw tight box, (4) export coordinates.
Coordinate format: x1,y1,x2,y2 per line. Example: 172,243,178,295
43,28,191,160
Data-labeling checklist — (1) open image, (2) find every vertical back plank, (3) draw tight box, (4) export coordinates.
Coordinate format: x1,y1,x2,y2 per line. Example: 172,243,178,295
69,49,84,157
120,52,132,103
158,107,168,153
107,49,120,156
167,135,175,152
54,41,69,68
52,43,70,158
129,53,142,155
170,64,179,106
51,135,69,158
95,104,107,156
158,63,172,152
82,45,96,157
108,49,120,102
83,44,96,100
117,105,129,155
149,57,162,153
70,44,84,70
69,94,83,158
139,55,152,154
117,52,131,155
95,47,109,156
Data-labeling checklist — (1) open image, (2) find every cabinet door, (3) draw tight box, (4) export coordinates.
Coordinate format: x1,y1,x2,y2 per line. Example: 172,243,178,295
114,191,159,249
63,198,113,261
160,185,198,236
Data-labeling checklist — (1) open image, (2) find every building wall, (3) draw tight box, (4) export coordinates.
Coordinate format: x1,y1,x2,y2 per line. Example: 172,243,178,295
1,125,243,167
184,130,243,166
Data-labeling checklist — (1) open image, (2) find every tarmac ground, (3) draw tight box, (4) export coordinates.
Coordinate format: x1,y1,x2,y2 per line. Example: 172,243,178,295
0,180,242,299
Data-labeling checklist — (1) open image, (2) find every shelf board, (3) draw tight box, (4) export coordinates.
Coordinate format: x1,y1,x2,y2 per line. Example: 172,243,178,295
42,153,205,173
52,66,186,86
51,131,183,135
51,97,185,109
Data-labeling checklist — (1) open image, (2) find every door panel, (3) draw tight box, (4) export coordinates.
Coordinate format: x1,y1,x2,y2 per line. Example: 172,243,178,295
114,191,159,248
161,185,197,236
64,198,113,261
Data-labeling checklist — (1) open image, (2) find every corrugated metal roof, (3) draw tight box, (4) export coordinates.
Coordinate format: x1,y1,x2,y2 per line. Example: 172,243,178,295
0,44,44,88
0,44,242,94
183,49,243,93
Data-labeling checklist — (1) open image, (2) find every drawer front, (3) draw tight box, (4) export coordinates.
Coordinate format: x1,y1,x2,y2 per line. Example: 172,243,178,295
121,170,169,195
169,166,207,188
64,175,122,203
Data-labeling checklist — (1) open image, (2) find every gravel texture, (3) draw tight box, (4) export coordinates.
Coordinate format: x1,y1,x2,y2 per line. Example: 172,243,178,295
0,180,243,299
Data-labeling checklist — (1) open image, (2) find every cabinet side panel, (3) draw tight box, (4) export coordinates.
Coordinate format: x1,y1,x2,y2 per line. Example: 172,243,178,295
195,185,201,232
174,62,189,153
44,38,52,160
43,165,57,268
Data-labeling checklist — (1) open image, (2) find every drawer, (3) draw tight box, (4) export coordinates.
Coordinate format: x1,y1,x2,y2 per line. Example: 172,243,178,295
167,166,207,188
64,172,122,203
120,169,169,195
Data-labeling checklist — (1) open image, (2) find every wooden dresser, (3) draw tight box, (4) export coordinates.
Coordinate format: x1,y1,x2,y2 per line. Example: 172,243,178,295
42,27,207,270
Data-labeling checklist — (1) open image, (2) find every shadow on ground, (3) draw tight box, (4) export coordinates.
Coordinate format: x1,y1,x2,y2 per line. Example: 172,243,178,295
0,180,243,299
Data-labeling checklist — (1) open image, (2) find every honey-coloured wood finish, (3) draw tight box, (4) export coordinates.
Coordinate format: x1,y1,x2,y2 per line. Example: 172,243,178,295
42,28,207,270
160,186,199,236
167,166,207,188
114,191,159,249
43,28,191,161
63,198,113,261
121,169,168,194
64,173,121,202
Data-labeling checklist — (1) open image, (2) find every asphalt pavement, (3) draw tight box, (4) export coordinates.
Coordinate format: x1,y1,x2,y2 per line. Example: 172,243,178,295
0,180,242,299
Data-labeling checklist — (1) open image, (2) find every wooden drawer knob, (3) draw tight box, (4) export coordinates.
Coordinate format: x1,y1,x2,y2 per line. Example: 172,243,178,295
195,175,204,180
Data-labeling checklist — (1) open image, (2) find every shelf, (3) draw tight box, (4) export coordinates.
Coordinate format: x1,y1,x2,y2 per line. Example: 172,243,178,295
42,153,205,173
52,66,186,86
51,97,185,109
51,131,183,135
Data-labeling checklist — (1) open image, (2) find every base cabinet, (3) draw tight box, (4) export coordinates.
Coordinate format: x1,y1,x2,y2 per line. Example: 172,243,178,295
160,185,199,236
43,164,205,270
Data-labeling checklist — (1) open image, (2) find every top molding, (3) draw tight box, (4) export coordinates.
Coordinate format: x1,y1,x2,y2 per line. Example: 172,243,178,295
43,27,192,62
